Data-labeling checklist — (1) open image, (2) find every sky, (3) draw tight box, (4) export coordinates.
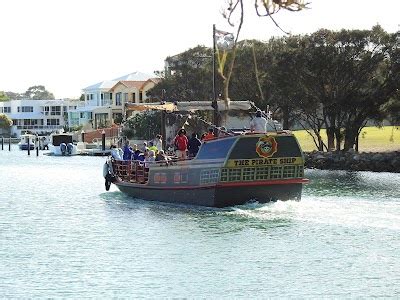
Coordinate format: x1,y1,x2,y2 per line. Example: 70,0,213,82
0,0,399,99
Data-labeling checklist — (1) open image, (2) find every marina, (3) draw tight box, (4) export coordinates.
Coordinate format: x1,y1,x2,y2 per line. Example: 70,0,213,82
1,146,400,297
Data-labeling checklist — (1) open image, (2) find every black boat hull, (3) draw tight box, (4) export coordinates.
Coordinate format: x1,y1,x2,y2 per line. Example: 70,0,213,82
115,180,303,208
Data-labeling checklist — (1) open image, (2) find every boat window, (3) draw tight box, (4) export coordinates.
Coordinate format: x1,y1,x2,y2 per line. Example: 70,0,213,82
196,138,236,160
52,135,73,146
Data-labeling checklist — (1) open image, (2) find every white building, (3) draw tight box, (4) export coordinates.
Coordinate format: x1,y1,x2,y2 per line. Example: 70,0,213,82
0,99,81,137
72,71,160,130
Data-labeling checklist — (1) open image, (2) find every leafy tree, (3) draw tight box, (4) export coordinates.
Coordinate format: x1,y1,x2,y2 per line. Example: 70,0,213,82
24,85,55,100
382,91,400,124
149,46,215,102
5,91,23,100
0,91,9,102
123,111,161,140
220,0,309,105
296,27,399,151
0,114,13,129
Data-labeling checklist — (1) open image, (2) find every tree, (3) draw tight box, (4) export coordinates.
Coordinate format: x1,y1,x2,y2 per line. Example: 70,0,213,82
148,46,215,102
0,114,13,130
220,0,309,106
123,111,161,140
5,91,23,100
0,91,9,102
290,26,399,151
24,85,55,100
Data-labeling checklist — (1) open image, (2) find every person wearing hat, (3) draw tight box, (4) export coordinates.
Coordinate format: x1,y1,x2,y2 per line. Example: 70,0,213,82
173,128,189,159
250,110,267,133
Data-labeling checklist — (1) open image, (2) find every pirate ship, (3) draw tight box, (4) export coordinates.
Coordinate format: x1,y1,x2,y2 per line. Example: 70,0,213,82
104,130,308,208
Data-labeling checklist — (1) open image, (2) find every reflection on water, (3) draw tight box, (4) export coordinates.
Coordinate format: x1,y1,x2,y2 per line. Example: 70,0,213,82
305,169,400,200
1,150,400,297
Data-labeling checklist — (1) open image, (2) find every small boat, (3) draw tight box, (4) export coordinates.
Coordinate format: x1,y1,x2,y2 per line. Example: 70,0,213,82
18,134,36,150
104,132,308,208
48,133,78,156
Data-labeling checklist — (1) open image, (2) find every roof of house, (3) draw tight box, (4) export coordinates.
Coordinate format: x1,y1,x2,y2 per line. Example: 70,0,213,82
83,71,158,92
118,81,147,89
112,71,154,81
83,80,119,92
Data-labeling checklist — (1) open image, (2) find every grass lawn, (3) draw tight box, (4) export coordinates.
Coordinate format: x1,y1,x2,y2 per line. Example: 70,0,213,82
293,126,400,152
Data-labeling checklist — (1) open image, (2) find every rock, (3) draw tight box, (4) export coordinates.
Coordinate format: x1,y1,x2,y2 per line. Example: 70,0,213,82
303,151,400,173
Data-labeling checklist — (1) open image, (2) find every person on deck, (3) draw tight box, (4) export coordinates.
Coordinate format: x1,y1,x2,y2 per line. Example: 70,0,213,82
202,128,215,141
153,134,163,152
250,110,268,133
133,149,144,161
141,142,148,153
110,144,123,160
122,140,134,160
155,150,168,163
188,133,202,157
173,128,189,159
218,126,229,137
148,141,158,154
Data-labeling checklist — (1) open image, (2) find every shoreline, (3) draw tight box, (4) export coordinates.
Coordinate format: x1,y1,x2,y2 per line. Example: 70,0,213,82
304,150,400,173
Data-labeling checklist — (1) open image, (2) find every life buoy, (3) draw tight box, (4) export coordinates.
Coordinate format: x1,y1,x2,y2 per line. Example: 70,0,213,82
103,162,109,178
105,178,111,191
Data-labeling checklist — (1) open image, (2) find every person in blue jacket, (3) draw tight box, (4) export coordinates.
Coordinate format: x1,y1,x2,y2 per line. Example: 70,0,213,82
122,140,133,160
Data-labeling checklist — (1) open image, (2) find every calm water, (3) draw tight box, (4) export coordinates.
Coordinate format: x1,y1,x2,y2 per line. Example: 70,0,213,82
1,146,400,298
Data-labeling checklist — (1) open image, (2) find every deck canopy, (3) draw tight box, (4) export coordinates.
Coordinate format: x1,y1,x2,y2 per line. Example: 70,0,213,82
125,100,253,113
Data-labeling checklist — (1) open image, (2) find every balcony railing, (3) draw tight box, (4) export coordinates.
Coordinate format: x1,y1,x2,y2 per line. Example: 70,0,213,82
16,125,64,130
42,112,62,116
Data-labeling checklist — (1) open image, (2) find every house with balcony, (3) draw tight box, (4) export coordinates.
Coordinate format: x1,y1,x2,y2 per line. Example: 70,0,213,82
0,99,81,137
72,71,160,130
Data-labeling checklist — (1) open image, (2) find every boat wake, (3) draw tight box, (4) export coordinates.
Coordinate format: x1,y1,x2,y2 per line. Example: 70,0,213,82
227,196,400,231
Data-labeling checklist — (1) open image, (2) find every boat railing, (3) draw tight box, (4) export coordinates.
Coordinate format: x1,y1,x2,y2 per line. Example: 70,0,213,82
111,156,195,184
111,159,150,184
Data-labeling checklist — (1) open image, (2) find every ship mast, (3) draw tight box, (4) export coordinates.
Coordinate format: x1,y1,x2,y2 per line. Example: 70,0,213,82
212,24,219,127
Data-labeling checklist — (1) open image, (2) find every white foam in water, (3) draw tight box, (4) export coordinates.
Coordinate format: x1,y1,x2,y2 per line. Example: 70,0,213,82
229,197,400,231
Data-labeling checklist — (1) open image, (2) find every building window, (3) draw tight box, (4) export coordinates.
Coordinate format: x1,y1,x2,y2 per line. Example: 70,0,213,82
44,106,50,115
124,93,128,103
101,93,104,100
116,92,122,106
23,119,38,126
132,92,136,101
90,94,93,100
51,106,61,115
139,91,143,102
18,106,34,113
86,94,90,101
4,107,11,113
47,119,60,126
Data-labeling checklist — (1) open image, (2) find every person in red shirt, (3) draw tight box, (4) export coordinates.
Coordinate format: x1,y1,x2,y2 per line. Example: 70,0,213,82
173,128,189,159
202,128,215,141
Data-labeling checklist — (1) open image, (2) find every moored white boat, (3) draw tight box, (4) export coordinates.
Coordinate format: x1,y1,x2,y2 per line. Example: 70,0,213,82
48,133,79,156
18,134,36,150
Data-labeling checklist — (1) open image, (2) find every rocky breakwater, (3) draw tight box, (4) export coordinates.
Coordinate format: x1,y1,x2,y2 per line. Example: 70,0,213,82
304,150,400,173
